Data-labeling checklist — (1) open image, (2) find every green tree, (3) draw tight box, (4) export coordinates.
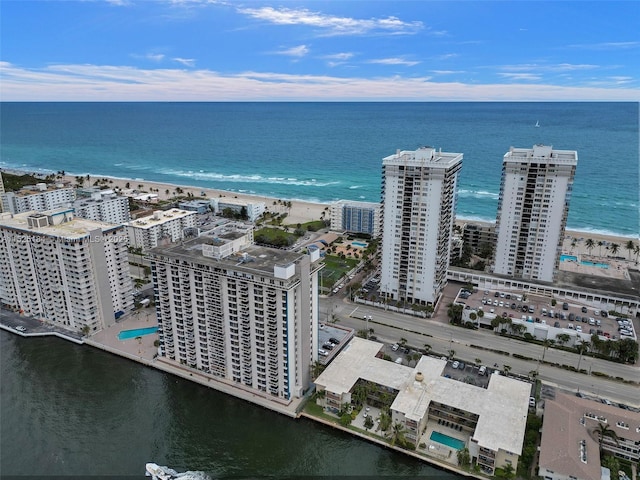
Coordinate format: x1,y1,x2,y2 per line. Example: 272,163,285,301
457,447,471,468
594,422,619,455
390,422,406,446
585,238,595,255
610,243,620,256
364,415,374,430
447,303,463,325
625,240,635,260
541,339,555,362
556,333,571,346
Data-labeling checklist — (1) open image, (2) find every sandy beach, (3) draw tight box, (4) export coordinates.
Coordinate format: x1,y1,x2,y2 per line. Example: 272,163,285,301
41,171,640,257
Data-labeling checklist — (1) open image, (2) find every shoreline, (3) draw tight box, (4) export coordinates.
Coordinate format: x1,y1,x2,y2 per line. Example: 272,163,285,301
2,167,637,244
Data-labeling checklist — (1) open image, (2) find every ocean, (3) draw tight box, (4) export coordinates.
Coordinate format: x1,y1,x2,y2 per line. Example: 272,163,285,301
0,102,637,237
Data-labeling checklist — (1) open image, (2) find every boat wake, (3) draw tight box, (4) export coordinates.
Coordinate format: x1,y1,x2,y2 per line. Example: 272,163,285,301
146,463,211,480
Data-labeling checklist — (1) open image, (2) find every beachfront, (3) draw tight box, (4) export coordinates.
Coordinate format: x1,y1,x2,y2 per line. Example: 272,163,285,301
59,172,637,258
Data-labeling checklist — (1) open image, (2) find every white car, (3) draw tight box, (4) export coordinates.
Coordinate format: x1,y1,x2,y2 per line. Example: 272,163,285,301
318,349,328,356
452,360,460,369
391,344,399,351
15,326,27,332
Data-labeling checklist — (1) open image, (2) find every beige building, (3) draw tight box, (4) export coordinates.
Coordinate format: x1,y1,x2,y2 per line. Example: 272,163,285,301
314,337,530,475
539,393,640,480
126,208,196,250
0,209,134,333
148,223,323,401
330,200,382,238
1,183,76,214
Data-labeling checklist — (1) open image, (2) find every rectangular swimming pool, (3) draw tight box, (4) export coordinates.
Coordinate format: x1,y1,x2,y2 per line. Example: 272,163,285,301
118,326,158,341
430,431,465,450
351,241,367,248
560,254,578,262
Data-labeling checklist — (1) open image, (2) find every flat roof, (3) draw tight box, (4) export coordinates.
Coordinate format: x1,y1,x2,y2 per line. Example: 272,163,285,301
0,210,119,238
128,209,195,229
315,337,530,454
383,146,463,169
148,237,309,278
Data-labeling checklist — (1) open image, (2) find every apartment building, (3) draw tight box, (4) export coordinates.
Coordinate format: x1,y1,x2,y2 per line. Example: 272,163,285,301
126,209,196,251
315,338,530,475
74,190,131,225
1,183,75,214
148,223,323,401
493,145,578,282
462,222,497,256
210,198,265,222
0,209,133,333
330,200,381,237
539,393,639,480
380,146,463,305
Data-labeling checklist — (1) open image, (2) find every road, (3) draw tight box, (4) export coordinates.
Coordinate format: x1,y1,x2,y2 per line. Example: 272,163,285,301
320,297,640,407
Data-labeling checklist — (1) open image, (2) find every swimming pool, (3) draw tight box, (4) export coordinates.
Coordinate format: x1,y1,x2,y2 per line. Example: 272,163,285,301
118,326,158,340
560,255,609,268
351,241,367,248
430,431,466,450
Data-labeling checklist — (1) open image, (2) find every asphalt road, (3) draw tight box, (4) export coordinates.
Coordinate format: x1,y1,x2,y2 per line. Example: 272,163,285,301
320,296,640,407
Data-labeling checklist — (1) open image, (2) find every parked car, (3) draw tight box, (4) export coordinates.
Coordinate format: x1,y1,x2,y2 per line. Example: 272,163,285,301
329,337,340,344
581,306,588,313
529,397,536,408
452,361,460,369
458,362,466,370
554,321,560,328
562,302,569,310
318,349,328,356
391,344,399,351
14,326,27,332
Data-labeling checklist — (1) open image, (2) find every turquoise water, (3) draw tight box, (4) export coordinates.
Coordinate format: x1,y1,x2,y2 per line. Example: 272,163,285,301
118,326,158,340
580,260,609,269
352,241,368,248
430,431,466,450
560,255,609,268
1,102,637,237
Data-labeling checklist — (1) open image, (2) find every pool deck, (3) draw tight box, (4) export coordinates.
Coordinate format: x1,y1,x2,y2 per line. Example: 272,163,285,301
559,252,630,281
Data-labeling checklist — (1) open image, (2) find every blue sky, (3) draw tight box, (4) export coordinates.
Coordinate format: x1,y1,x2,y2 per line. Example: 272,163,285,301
1,0,638,101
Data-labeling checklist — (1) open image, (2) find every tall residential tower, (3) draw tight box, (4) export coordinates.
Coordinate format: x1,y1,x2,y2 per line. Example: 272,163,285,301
148,223,323,402
380,147,463,306
493,144,577,282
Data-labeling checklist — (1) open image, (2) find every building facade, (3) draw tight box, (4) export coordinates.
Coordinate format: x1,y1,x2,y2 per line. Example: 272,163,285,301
493,145,578,283
330,200,381,237
1,184,76,214
126,209,197,251
210,198,265,222
74,190,131,225
380,147,463,305
462,222,497,256
0,209,134,333
148,224,323,401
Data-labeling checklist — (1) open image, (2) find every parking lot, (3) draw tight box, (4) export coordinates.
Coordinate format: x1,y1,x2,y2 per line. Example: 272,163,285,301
468,289,636,341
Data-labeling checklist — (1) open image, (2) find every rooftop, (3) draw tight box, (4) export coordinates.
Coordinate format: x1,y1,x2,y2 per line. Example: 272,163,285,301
505,144,578,164
315,337,530,454
128,209,195,229
0,209,120,238
383,146,463,169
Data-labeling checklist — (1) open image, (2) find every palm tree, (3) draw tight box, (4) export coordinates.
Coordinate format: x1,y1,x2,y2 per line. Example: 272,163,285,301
390,422,406,446
597,240,604,256
594,422,619,455
556,333,571,346
541,339,555,362
625,240,635,260
610,243,620,256
585,238,595,255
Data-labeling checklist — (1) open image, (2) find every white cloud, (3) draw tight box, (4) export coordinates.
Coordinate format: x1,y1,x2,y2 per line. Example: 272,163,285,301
1,62,637,102
323,53,355,61
567,41,640,50
173,57,196,67
498,73,542,81
368,57,420,67
236,6,423,36
273,45,309,58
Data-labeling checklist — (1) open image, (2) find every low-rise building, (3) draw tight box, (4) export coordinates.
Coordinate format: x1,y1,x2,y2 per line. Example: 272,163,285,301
330,200,381,237
210,198,265,222
126,208,196,251
178,200,211,214
0,209,134,333
0,183,75,214
462,222,496,255
314,337,530,475
539,393,640,480
73,190,131,225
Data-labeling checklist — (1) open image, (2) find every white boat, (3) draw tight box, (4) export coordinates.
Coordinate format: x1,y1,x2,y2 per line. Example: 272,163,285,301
145,463,210,480
535,120,540,127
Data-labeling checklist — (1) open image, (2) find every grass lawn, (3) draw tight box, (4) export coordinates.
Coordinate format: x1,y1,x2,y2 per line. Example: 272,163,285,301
254,227,299,248
320,255,359,289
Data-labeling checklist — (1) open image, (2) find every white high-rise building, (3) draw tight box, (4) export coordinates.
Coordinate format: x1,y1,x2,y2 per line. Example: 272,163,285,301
493,144,577,282
380,147,463,306
126,208,196,251
0,209,134,333
0,184,75,214
149,223,323,401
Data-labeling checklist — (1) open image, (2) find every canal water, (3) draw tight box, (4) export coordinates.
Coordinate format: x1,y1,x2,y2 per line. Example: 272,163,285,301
1,331,459,478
